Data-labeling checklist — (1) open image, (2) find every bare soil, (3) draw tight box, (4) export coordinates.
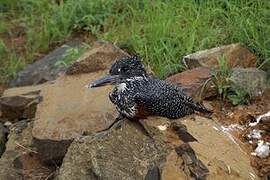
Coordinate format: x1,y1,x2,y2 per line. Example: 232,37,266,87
211,91,270,178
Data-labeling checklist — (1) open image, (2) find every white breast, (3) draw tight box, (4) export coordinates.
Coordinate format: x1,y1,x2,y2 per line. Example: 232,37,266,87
117,83,127,92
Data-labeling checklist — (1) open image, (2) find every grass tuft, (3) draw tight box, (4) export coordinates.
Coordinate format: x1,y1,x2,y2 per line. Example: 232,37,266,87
212,56,251,105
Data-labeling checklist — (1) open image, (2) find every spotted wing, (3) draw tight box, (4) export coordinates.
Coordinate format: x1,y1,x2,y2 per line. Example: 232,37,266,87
134,79,195,119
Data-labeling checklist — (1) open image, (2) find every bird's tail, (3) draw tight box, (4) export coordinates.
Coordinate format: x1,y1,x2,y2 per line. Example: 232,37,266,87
189,102,212,113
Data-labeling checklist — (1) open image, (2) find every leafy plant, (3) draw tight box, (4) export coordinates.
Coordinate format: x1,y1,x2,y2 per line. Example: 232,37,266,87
228,87,250,105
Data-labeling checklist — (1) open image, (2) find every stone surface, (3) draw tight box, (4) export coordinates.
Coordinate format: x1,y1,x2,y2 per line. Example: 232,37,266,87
142,116,258,180
31,72,118,163
161,151,187,180
56,115,258,180
0,89,41,122
166,67,216,101
66,41,129,75
182,116,258,180
56,120,169,180
231,68,268,97
9,39,82,87
0,123,7,157
183,43,256,69
0,121,55,180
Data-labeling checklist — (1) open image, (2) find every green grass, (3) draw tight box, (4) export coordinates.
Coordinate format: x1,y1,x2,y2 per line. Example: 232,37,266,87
1,0,270,83
212,56,232,102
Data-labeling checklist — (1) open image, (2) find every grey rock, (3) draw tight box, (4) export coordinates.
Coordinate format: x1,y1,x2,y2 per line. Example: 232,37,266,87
183,43,256,69
56,120,169,180
231,68,268,97
9,39,82,87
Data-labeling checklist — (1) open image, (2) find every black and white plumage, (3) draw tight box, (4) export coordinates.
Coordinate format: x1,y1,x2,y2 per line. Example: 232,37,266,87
90,55,210,120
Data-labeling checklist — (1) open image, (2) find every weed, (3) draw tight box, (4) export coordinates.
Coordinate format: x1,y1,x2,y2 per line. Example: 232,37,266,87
212,56,232,101
212,56,251,105
228,87,250,105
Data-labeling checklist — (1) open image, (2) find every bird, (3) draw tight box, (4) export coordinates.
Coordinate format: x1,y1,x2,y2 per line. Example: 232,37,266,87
88,55,211,141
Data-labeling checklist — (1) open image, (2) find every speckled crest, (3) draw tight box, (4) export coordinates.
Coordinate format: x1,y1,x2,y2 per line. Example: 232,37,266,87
109,55,147,77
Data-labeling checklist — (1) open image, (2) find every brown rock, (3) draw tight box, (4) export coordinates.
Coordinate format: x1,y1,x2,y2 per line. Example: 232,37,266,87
56,120,169,180
0,121,55,180
183,43,256,69
0,89,41,122
32,72,118,163
161,151,187,180
66,41,129,75
166,67,216,101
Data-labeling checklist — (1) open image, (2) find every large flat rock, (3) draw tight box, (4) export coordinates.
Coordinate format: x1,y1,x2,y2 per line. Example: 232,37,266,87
32,72,118,162
32,72,117,140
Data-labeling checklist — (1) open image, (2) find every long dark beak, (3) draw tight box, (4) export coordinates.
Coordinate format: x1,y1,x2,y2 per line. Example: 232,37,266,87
87,75,121,88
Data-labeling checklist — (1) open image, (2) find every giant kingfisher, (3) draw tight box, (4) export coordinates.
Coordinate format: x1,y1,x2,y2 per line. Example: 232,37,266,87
88,55,211,140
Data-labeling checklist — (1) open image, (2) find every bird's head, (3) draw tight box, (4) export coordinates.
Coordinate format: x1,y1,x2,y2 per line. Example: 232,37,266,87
88,55,147,88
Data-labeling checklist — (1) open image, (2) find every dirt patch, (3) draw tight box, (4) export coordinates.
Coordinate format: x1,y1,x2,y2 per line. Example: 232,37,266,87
210,90,270,178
